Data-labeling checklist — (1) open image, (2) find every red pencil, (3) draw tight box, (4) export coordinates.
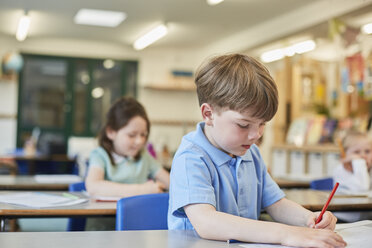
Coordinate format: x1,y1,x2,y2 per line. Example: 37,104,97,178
315,182,339,224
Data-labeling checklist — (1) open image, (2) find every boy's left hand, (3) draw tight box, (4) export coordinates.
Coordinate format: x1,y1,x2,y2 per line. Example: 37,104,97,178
307,211,337,230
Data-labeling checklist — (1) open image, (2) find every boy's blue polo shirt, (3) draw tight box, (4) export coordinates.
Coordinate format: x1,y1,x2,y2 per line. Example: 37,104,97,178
168,122,285,230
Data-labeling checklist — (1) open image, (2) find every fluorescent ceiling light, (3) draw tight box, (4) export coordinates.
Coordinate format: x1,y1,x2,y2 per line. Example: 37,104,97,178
16,13,31,41
292,40,316,54
362,23,372,34
260,49,285,63
133,24,168,50
74,9,126,27
260,40,316,63
207,0,224,6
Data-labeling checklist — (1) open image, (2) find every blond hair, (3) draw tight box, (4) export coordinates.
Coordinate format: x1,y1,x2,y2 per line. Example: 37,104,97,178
342,130,371,151
195,53,278,121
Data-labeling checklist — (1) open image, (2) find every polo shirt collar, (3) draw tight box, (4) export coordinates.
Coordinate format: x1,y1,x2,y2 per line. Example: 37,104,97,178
112,152,130,164
189,122,253,167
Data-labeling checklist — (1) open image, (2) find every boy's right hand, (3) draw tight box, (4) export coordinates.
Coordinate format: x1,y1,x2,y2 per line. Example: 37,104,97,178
142,180,165,193
282,225,346,248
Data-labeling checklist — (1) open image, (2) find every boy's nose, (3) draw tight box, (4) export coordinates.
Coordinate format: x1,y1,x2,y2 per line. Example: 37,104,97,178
247,129,261,140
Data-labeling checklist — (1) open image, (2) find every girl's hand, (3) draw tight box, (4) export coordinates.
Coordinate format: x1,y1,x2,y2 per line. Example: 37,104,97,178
282,225,346,248
342,155,363,173
142,180,166,194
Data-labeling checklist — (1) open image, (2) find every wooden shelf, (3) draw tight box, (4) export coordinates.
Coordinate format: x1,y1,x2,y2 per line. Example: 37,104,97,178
143,85,196,92
0,114,17,119
151,120,199,126
0,74,17,83
272,143,340,153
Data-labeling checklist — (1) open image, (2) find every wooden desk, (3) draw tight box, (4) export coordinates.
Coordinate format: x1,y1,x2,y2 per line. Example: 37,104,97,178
0,230,235,248
0,175,81,191
284,189,372,212
274,177,310,188
0,191,116,231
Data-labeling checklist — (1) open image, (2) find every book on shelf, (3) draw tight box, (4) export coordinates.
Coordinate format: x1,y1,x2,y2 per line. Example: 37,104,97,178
306,116,326,145
286,118,309,146
319,118,338,144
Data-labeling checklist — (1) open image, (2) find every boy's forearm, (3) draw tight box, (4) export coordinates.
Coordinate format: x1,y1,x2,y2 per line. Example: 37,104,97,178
185,204,287,244
266,198,313,226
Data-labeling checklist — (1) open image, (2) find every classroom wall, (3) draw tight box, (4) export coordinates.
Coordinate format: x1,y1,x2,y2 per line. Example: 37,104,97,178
0,34,204,157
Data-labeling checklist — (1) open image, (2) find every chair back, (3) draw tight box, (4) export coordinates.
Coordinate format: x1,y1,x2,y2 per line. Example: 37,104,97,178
310,177,334,190
68,181,86,191
116,193,169,231
67,181,86,231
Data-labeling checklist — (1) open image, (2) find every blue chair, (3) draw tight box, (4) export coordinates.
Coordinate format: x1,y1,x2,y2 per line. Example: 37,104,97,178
67,182,86,231
310,177,334,190
116,193,169,231
68,181,86,192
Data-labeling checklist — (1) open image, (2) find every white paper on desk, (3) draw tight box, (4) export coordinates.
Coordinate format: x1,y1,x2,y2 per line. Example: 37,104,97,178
239,221,372,248
34,174,82,184
0,192,88,208
336,220,372,248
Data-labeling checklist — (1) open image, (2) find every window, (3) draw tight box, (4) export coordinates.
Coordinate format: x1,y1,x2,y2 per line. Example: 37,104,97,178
17,54,138,152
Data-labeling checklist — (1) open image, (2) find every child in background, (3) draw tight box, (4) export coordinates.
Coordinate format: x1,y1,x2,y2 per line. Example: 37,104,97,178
334,130,372,193
333,130,372,222
168,54,345,248
85,96,170,230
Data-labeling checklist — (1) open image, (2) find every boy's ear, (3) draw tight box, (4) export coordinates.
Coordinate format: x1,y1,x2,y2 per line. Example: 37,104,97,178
201,103,214,126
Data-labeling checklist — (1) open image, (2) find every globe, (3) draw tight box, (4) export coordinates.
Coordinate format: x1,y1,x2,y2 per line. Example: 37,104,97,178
2,52,24,74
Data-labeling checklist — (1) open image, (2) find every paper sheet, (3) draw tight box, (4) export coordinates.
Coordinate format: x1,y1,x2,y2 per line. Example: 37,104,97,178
34,174,82,184
239,221,372,248
0,192,88,208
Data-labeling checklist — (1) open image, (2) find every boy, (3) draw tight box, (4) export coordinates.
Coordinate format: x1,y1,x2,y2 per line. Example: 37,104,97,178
168,54,346,248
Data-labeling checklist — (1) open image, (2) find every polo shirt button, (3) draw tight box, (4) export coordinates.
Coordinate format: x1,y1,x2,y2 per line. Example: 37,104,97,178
240,189,243,195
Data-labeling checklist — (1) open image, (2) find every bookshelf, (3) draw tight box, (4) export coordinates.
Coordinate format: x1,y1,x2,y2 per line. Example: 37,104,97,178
271,143,340,179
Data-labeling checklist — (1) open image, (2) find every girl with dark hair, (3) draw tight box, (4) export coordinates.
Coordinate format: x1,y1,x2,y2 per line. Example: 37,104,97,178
86,96,169,197
85,97,169,230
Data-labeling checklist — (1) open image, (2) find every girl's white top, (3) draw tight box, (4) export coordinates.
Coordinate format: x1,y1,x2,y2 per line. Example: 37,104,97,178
333,159,372,194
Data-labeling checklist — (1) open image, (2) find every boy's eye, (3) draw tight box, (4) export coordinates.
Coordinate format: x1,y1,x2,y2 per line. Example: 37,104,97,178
237,124,249,129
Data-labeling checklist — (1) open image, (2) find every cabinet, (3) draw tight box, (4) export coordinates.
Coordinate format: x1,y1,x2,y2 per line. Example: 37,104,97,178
271,143,340,178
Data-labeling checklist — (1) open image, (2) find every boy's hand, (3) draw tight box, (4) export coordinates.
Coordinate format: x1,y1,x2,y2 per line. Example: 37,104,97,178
283,225,346,248
307,211,337,230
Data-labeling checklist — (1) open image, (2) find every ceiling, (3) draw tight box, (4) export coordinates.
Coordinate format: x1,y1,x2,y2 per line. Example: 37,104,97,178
0,0,371,53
